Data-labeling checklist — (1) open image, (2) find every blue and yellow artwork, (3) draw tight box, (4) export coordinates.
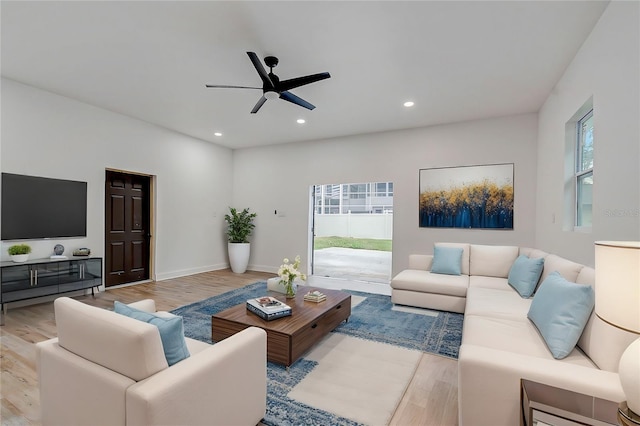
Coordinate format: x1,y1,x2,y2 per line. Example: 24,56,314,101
419,163,514,229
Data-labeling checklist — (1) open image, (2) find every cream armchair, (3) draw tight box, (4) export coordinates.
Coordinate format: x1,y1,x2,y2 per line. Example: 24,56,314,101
36,297,267,426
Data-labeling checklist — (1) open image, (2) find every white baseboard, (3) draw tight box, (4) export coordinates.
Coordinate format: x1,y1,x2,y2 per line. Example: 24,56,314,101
156,263,229,281
247,264,278,274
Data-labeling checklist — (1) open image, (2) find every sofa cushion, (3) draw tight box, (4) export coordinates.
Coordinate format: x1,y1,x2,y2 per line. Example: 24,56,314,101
469,245,519,278
519,247,549,260
431,246,463,275
575,265,595,287
435,243,470,275
54,297,168,382
465,287,531,320
390,269,468,297
527,272,595,359
575,266,639,372
184,337,213,355
114,302,190,366
126,299,156,313
539,254,584,285
462,315,596,368
409,254,433,270
507,255,545,297
468,275,512,291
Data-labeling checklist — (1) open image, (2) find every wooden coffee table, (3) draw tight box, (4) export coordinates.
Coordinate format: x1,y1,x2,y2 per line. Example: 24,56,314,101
211,287,351,366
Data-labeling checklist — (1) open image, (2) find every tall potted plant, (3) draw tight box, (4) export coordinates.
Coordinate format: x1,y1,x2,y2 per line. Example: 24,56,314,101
224,207,257,273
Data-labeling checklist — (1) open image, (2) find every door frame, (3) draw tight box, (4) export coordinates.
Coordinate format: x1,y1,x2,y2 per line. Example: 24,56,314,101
308,181,394,284
104,168,156,286
308,185,317,275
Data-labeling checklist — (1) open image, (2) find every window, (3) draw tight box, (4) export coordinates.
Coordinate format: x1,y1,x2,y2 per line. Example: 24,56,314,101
314,182,393,215
575,109,593,227
344,184,367,199
314,184,342,215
374,182,393,197
563,98,593,231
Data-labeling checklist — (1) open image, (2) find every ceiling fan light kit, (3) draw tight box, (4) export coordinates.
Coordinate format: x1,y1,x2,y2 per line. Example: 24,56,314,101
206,51,331,114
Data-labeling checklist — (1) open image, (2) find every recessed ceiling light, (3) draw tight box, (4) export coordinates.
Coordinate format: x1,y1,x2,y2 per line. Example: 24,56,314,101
403,101,415,107
214,132,222,137
297,119,306,124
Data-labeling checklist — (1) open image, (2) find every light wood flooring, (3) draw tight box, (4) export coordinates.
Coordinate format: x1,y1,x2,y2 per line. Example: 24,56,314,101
0,269,458,425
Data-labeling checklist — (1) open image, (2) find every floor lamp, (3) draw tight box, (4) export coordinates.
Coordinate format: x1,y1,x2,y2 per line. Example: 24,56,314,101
595,241,640,425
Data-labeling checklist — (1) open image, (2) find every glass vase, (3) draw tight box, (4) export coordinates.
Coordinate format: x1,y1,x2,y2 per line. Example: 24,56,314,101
283,278,296,299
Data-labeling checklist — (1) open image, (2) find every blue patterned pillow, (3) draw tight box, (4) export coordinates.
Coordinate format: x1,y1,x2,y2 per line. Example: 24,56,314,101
508,255,545,297
527,272,594,359
114,301,190,366
431,246,463,275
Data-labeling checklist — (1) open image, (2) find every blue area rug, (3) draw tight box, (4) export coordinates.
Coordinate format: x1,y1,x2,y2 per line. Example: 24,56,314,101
171,282,463,426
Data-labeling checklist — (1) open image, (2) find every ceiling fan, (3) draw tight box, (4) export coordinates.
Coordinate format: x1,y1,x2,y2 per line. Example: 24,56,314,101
206,52,331,114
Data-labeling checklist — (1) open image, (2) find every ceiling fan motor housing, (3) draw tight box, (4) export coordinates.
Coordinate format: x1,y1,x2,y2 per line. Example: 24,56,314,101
264,56,279,69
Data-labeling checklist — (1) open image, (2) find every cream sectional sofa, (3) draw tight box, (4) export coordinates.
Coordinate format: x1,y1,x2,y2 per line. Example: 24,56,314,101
390,242,637,426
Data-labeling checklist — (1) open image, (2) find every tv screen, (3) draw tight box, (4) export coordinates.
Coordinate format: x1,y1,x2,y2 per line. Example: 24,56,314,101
1,173,87,241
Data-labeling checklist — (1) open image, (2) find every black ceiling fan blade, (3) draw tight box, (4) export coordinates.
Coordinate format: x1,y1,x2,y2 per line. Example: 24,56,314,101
247,51,275,90
279,91,315,110
205,84,262,89
250,96,268,114
278,72,331,92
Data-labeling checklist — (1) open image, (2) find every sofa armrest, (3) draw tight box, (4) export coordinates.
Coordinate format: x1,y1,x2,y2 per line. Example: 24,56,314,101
37,338,135,426
458,344,624,426
126,326,267,426
126,299,157,313
409,254,433,270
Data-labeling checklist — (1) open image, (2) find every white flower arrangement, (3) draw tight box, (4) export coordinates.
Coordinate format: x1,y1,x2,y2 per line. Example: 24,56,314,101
278,255,307,297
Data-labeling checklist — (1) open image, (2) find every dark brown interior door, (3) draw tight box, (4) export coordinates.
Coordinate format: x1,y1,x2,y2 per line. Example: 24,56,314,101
105,171,150,287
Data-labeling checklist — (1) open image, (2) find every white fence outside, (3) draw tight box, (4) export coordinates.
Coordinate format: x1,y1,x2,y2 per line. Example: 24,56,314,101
314,213,393,240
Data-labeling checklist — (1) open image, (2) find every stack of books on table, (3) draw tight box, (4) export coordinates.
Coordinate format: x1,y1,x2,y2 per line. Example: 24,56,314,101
246,297,292,321
303,291,326,303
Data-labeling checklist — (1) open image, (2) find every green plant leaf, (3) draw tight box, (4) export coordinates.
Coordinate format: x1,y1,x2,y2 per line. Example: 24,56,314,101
8,244,32,255
224,207,257,243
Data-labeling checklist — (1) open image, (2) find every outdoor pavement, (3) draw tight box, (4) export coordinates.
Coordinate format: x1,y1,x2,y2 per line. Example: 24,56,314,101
312,247,392,284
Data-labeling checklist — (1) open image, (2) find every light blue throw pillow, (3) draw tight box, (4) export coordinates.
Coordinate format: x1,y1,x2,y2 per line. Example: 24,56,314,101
527,272,594,359
114,301,190,366
431,246,463,275
508,255,545,298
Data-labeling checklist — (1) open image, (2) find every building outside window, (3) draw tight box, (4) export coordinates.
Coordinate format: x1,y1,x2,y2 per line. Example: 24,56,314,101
315,184,341,214
314,182,393,214
576,109,593,228
375,182,393,197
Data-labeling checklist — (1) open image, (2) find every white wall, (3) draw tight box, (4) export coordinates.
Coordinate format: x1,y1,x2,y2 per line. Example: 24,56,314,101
1,79,233,281
232,113,539,277
536,1,640,266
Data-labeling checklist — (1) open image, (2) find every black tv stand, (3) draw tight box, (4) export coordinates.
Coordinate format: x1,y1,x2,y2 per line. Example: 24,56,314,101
0,257,102,325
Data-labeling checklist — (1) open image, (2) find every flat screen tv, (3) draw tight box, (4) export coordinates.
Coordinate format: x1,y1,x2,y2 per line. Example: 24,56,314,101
1,173,87,241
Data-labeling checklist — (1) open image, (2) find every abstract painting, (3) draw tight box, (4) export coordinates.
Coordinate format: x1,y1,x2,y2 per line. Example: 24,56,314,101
419,163,514,229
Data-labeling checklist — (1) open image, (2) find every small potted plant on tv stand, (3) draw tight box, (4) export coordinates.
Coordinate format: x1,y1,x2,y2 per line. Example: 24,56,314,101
8,243,31,263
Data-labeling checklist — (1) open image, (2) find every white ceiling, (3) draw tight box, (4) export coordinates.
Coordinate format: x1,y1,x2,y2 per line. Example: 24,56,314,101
1,1,608,149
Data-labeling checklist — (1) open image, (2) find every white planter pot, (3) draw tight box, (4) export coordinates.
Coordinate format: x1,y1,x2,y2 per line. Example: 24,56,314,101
11,254,29,263
228,242,250,274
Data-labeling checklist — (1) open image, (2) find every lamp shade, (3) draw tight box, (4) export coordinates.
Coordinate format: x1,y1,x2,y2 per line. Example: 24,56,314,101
595,241,640,333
